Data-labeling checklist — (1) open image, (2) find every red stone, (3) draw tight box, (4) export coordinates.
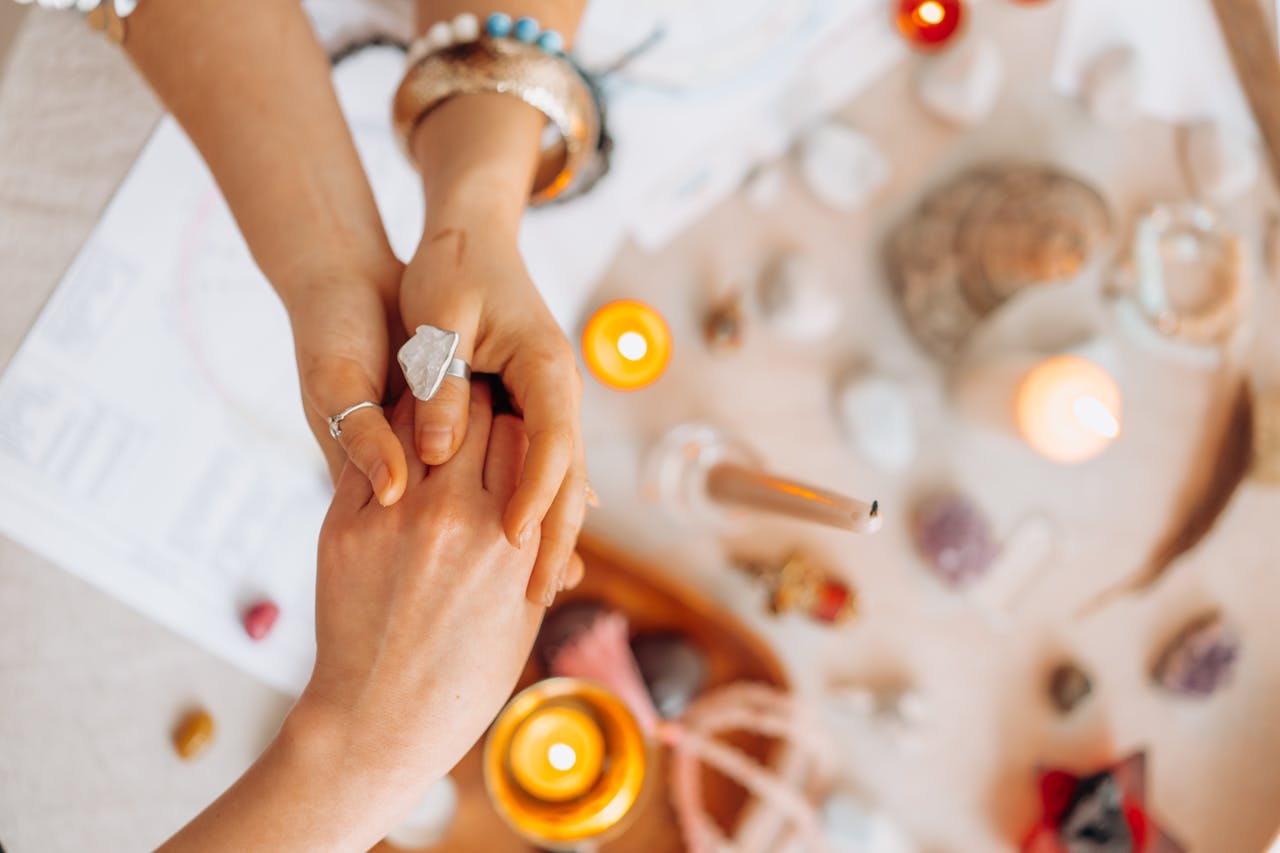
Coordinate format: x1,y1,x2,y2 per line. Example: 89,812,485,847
895,0,964,50
243,600,279,641
812,581,852,623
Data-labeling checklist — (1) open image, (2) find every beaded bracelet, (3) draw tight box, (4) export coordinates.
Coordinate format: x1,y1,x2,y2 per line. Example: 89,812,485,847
15,0,139,43
406,12,567,68
395,12,603,206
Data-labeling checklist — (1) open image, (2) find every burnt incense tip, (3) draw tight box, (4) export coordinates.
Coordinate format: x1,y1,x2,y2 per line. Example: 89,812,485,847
870,500,879,518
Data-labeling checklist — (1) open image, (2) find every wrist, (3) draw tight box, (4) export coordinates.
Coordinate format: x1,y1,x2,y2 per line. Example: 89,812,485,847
270,250,404,316
412,92,544,227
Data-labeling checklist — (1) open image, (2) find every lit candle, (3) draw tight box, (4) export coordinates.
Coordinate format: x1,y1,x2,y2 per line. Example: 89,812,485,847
1015,355,1122,464
895,0,964,49
581,299,672,391
485,678,648,850
507,704,605,802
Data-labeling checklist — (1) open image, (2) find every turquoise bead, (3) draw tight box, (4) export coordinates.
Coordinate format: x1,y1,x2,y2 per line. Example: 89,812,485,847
536,29,564,53
484,13,512,37
512,16,540,43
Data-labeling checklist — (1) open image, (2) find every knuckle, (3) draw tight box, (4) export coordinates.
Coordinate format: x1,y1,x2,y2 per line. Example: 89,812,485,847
343,429,383,466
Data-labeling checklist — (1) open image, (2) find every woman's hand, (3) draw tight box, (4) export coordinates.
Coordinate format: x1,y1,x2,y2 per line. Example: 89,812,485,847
302,382,546,785
404,95,589,608
284,265,412,507
159,384,547,852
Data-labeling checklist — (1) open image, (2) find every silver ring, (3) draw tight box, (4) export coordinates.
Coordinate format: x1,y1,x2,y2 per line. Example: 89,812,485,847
327,401,381,440
398,325,472,402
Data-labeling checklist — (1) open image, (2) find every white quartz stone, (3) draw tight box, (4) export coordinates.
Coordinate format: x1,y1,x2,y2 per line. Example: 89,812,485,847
398,325,460,402
757,253,842,341
823,792,919,853
916,36,1004,127
424,20,453,51
1180,121,1259,203
796,121,890,212
835,374,917,472
1083,45,1139,126
383,776,458,849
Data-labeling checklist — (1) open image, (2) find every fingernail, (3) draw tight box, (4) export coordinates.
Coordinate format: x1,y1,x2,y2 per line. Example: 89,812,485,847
518,523,534,548
584,483,600,509
371,463,392,506
417,426,452,461
542,585,556,608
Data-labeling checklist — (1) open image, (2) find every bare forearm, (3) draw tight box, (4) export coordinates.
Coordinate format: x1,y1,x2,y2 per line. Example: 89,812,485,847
124,0,400,302
410,0,590,227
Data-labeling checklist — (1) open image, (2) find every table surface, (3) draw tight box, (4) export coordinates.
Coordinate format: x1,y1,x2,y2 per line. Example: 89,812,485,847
3,5,1280,853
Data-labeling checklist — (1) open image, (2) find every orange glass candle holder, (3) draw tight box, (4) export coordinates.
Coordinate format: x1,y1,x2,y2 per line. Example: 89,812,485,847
581,299,672,391
895,0,964,49
484,677,649,850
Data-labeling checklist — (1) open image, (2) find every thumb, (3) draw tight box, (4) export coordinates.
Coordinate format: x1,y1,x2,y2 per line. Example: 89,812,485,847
304,358,408,506
406,323,475,466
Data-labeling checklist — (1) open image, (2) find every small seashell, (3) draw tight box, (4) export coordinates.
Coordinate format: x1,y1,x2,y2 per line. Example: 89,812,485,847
1047,661,1092,714
703,292,747,353
796,122,891,212
834,374,917,472
758,253,843,341
1179,121,1259,204
631,633,709,719
1153,612,1239,697
912,493,1000,588
1083,45,1139,127
916,36,1004,127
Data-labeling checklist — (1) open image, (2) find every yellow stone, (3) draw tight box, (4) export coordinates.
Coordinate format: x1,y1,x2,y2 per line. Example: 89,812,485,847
173,709,215,760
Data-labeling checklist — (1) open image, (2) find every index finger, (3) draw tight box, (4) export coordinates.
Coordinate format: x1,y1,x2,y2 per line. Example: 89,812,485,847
501,351,581,547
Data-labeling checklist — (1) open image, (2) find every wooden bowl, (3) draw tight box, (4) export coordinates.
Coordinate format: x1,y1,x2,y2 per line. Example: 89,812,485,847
374,536,789,853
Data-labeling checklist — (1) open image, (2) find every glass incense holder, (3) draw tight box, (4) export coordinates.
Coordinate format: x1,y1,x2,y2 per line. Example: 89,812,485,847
644,423,880,533
484,678,650,851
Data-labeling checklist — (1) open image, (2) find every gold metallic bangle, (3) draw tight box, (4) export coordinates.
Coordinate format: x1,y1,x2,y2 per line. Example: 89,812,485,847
392,38,601,206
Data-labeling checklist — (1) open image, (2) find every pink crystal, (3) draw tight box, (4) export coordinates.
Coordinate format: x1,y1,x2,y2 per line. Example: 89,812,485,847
912,494,999,588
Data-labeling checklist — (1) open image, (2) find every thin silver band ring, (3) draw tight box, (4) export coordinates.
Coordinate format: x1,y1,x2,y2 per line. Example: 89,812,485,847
327,401,381,440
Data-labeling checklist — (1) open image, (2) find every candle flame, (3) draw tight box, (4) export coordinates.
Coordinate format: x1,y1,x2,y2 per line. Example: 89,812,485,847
548,742,577,772
914,0,946,26
616,331,649,362
1072,395,1120,439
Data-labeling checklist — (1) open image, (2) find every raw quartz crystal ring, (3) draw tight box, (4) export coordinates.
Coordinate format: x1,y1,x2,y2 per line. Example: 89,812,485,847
398,325,473,402
17,0,140,44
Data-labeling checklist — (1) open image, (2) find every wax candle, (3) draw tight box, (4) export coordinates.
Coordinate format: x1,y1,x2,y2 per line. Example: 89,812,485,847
895,0,964,50
1015,355,1121,464
581,299,672,391
485,678,648,850
507,704,605,802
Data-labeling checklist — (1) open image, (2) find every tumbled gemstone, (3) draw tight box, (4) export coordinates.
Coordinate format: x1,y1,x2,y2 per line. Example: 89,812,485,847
1154,613,1239,697
912,494,999,587
173,709,215,760
243,600,279,641
631,633,709,719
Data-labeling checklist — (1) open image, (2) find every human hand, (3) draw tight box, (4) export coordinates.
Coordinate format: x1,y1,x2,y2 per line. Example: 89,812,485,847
285,266,412,507
297,382,546,805
400,219,587,608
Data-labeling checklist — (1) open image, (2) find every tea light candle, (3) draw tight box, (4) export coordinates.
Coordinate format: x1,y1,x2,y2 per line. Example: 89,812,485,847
1015,355,1121,464
895,0,964,49
485,678,648,850
581,299,672,391
507,704,605,802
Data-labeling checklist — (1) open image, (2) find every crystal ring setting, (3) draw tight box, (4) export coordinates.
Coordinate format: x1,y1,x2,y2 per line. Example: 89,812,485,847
398,325,473,402
328,401,382,440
